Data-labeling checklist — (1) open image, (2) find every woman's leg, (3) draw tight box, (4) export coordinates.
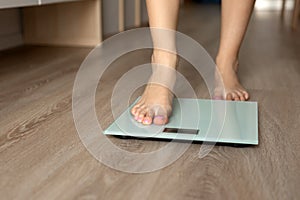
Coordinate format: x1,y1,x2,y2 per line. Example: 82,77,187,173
215,0,255,101
131,0,180,125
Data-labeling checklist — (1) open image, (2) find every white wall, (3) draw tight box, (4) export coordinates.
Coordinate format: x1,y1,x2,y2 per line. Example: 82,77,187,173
0,8,23,50
255,0,294,10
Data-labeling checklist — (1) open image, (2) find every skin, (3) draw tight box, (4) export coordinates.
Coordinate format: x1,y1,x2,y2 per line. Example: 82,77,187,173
131,0,255,125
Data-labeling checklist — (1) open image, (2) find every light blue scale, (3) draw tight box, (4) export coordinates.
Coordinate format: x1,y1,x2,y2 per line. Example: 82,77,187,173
104,98,258,145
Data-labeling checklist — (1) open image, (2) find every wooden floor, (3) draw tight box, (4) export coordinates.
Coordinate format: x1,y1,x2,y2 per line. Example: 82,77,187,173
1,4,300,200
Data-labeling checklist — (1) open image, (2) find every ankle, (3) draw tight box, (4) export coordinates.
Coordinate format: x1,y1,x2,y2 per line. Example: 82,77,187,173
152,50,178,68
216,55,239,72
150,67,177,91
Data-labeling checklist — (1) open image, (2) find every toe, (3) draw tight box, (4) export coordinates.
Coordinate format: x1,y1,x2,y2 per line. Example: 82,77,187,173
131,102,143,116
137,109,147,123
153,115,168,125
142,110,154,125
133,106,143,120
242,91,249,100
152,105,170,125
213,96,223,100
236,91,245,101
131,105,138,116
226,93,233,101
132,107,141,120
232,93,240,101
214,88,224,100
240,96,245,101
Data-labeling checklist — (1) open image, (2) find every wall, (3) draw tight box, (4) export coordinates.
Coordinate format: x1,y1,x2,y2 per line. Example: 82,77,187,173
0,0,295,50
102,0,148,36
0,8,23,50
255,0,294,10
0,0,149,50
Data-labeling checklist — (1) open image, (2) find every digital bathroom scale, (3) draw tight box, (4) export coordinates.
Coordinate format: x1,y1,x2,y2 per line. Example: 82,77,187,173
104,98,258,145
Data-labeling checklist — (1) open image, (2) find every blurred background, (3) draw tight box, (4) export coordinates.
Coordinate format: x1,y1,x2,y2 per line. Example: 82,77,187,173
0,0,298,50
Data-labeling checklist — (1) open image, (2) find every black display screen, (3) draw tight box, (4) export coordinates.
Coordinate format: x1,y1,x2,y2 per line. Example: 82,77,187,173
163,128,199,135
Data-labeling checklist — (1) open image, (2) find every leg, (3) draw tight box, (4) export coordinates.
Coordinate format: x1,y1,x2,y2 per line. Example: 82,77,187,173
131,0,180,125
215,0,255,101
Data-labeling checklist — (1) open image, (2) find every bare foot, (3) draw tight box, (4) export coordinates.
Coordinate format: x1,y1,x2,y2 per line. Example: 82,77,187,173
214,58,249,101
131,52,177,125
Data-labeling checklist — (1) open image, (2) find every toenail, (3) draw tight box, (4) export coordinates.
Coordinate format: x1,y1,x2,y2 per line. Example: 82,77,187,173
137,117,143,122
143,120,150,124
213,96,222,100
154,115,165,120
